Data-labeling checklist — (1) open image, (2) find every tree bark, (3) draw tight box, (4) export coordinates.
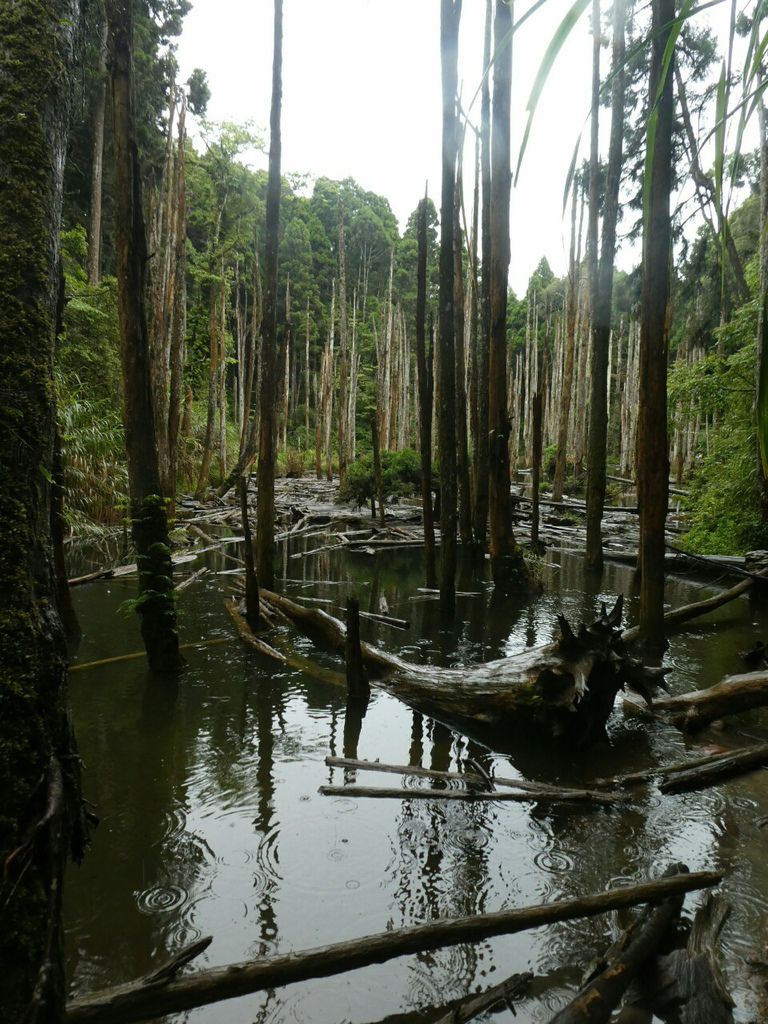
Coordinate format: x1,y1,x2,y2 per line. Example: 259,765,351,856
107,0,183,674
438,0,462,617
166,98,187,505
255,0,283,590
0,1,89,1018
454,165,473,546
488,0,525,591
637,0,674,643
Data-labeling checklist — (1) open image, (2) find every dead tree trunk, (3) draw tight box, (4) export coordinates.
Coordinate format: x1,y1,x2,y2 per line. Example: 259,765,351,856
255,0,283,591
108,0,183,673
454,163,473,546
637,0,674,642
438,0,462,617
585,0,626,571
488,0,526,591
416,195,438,587
337,218,349,487
472,0,493,548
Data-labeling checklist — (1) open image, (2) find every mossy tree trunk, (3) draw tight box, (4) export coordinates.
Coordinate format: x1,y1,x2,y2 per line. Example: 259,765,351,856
107,0,183,674
256,0,283,591
0,2,90,1019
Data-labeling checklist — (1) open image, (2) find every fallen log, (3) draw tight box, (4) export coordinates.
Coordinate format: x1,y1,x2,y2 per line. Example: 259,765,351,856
592,747,752,790
551,864,688,1023
69,638,230,674
622,572,767,646
634,671,768,733
65,871,721,1024
259,590,668,747
659,743,768,794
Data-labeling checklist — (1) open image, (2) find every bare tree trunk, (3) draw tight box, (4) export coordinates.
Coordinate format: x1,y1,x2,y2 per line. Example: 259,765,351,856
256,0,283,590
324,282,335,481
585,0,626,570
107,0,182,673
488,0,525,591
218,245,263,496
197,268,223,495
454,164,473,546
166,98,187,504
87,9,108,285
438,0,461,616
472,0,493,548
416,196,437,588
637,0,674,642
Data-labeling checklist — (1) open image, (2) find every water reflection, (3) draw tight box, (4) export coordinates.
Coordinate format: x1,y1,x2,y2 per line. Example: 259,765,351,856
64,539,768,1022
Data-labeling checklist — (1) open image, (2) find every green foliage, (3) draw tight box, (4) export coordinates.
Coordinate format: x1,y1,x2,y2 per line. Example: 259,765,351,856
58,386,128,533
682,419,768,555
338,449,422,507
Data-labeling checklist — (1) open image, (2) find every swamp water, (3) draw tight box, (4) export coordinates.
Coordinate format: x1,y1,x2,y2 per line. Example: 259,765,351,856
65,535,768,1022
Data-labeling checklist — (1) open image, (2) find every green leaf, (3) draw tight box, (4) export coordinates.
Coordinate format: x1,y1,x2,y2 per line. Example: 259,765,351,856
515,0,591,184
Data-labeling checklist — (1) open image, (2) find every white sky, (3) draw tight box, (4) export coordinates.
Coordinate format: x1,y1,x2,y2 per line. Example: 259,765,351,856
176,0,747,295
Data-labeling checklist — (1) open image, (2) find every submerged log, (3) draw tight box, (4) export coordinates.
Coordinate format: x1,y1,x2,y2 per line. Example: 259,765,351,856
659,743,768,794
432,971,533,1023
65,871,721,1024
325,756,627,805
259,590,668,747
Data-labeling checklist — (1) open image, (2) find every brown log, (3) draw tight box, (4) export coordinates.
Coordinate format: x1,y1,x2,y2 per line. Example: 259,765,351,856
65,872,721,1024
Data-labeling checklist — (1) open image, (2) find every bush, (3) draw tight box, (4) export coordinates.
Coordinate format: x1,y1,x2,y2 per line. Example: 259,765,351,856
339,448,422,507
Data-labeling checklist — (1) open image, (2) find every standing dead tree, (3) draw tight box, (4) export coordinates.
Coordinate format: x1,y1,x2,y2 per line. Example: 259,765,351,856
108,0,183,673
255,0,283,591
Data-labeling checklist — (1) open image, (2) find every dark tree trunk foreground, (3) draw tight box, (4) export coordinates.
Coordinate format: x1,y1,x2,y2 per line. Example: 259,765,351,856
108,0,183,674
256,0,284,591
0,2,90,1019
637,0,674,642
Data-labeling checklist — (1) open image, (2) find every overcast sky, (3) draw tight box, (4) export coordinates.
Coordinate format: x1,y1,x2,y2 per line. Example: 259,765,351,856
176,0,742,295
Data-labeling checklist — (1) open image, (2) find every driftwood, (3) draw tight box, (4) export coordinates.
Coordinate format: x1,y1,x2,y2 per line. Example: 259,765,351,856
552,864,688,1023
325,756,628,806
259,590,668,747
65,871,721,1024
69,638,230,674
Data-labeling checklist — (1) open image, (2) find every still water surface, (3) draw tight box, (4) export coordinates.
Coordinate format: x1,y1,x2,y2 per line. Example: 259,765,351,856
65,536,768,1021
